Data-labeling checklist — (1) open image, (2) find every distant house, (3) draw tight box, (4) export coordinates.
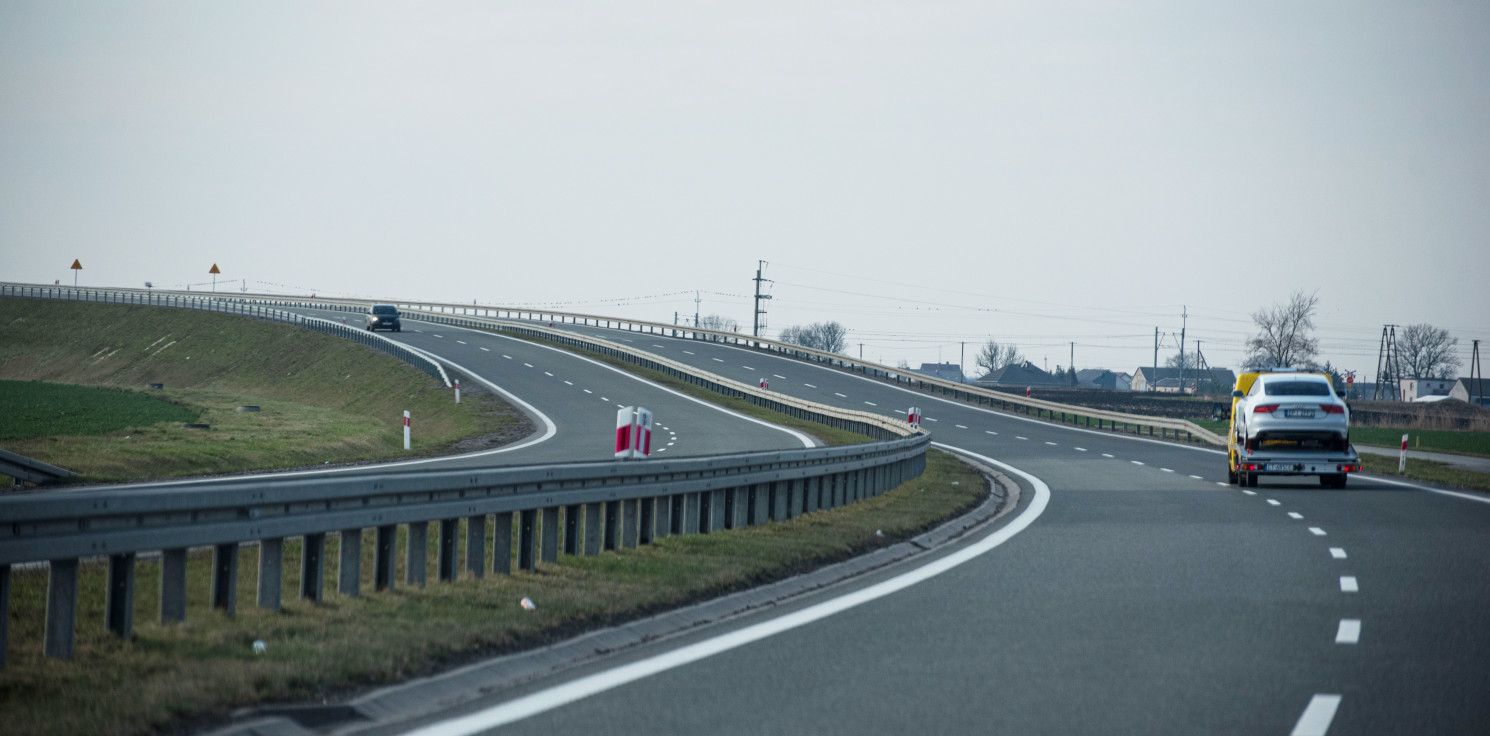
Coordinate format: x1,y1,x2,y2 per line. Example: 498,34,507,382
976,361,1062,388
910,362,966,383
1131,367,1237,395
1400,378,1455,402
1449,378,1490,407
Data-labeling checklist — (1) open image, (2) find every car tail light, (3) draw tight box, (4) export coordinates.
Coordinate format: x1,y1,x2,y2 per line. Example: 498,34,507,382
1253,404,1280,414
1337,464,1360,473
1320,404,1345,414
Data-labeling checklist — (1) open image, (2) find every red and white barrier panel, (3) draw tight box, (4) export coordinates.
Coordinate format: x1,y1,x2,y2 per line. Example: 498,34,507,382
1399,433,1409,473
907,407,922,428
759,377,769,390
403,410,411,450
454,379,461,404
615,406,655,460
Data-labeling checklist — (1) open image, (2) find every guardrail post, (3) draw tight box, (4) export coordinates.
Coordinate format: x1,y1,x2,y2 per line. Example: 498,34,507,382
564,505,581,554
654,497,673,539
752,484,770,526
0,565,8,668
256,539,284,611
44,559,79,659
106,553,136,639
301,534,325,602
466,515,488,578
541,508,561,562
338,531,362,598
438,520,459,582
621,500,640,549
708,490,728,532
519,509,538,572
406,523,428,587
603,501,621,550
492,513,513,575
583,504,604,554
374,526,397,591
212,544,239,616
639,498,655,545
722,488,739,530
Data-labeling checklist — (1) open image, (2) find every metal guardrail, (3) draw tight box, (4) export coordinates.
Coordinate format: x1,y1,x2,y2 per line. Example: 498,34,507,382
0,282,929,666
0,449,78,485
0,284,450,387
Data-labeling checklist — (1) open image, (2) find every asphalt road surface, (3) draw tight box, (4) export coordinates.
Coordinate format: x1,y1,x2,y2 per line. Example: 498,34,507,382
367,318,1490,735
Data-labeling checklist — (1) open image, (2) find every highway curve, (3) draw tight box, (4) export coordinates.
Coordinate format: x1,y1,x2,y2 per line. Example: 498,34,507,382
366,319,1490,735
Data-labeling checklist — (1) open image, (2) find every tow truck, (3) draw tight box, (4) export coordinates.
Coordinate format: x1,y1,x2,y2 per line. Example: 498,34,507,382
1228,369,1362,488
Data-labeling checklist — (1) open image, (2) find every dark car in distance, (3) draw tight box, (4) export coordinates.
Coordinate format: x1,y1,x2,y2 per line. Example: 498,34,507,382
365,304,402,332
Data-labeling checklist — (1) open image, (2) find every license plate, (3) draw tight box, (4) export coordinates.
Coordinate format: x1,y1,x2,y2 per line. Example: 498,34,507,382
1265,463,1302,472
1283,409,1315,418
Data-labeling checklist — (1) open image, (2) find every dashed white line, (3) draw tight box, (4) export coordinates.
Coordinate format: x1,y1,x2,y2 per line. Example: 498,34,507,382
1016,436,1029,441
834,392,848,398
986,431,998,435
712,358,724,362
683,351,695,355
502,355,513,360
1288,512,1304,520
457,340,467,345
773,374,786,379
1335,619,1361,644
1045,441,1058,446
1309,527,1327,536
1291,694,1342,736
958,425,970,429
601,397,610,402
1160,467,1173,472
1266,499,1281,506
564,381,573,386
1074,447,1086,452
480,347,490,352
652,345,665,348
1330,548,1347,559
1242,489,1257,495
865,402,878,407
523,363,533,368
544,372,554,377
584,390,593,394
616,404,626,409
743,365,756,371
1189,475,1203,480
1131,461,1144,466
1340,576,1359,592
433,334,444,338
1216,482,1229,487
1101,453,1114,458
925,418,938,422
804,383,817,389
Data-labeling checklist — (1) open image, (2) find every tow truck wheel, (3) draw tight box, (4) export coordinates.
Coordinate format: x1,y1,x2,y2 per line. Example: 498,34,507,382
1227,467,1238,485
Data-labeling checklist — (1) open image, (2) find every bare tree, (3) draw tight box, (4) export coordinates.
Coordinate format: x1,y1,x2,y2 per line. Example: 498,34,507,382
1243,290,1320,370
697,313,738,332
975,339,1024,376
895,358,911,370
1164,351,1200,371
1398,323,1459,379
778,321,849,353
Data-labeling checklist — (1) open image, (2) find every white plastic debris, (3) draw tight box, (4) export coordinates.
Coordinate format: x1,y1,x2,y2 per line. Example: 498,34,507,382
951,481,960,486
252,640,266,655
875,529,883,537
520,597,536,611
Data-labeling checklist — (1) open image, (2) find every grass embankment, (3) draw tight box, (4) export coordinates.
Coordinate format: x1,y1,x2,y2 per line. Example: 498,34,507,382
1350,427,1490,457
0,449,988,736
0,299,527,483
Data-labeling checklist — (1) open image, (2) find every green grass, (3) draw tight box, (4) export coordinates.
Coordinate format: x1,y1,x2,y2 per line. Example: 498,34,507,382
1350,427,1490,457
1359,453,1490,493
0,299,527,483
0,450,988,736
0,381,199,441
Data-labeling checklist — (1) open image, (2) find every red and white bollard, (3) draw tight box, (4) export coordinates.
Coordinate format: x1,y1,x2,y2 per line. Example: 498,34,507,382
1026,386,1032,397
1399,433,1409,474
759,377,769,390
907,407,922,428
403,410,411,450
615,406,654,460
454,379,461,404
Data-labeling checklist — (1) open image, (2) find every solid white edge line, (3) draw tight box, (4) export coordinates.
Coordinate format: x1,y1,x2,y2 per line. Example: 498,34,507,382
1291,694,1342,736
1355,472,1490,505
402,443,1050,736
1335,619,1361,644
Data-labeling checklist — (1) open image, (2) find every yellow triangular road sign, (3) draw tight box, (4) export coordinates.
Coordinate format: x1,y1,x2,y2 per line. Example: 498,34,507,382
209,264,221,274
70,259,82,270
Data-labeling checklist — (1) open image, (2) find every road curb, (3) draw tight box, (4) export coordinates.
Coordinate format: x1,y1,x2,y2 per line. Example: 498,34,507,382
212,454,1022,736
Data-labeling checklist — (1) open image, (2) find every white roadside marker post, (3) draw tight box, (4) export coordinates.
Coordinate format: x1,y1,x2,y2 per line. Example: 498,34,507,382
404,411,411,450
455,380,460,404
1399,433,1408,474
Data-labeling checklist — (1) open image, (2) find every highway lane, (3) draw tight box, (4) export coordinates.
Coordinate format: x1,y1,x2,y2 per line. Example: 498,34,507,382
385,318,1490,734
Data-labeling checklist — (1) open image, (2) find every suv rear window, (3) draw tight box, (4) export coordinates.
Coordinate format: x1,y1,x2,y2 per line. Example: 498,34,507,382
1264,380,1331,396
372,305,398,315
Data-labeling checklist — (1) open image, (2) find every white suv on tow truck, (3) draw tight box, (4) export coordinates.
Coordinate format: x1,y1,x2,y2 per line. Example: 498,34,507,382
1229,370,1360,488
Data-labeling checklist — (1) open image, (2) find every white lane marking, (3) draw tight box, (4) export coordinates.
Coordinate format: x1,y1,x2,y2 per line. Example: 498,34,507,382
1352,473,1490,505
1075,447,1087,452
1310,527,1327,536
1243,490,1257,495
865,402,878,407
523,363,534,368
602,397,610,402
1131,461,1144,466
895,410,907,414
925,418,939,422
583,389,593,394
616,404,625,409
1101,453,1114,458
958,425,970,429
1267,499,1281,506
406,444,1051,736
1336,619,1361,644
712,358,724,362
652,345,665,348
1045,441,1058,446
564,381,573,386
656,448,667,453
683,350,695,355
433,334,444,338
1291,694,1342,736
667,441,675,446
1161,468,1173,473
1016,436,1029,441
773,374,785,379
1340,576,1359,592
544,372,554,377
834,392,848,398
456,340,466,345
1330,548,1347,559
480,347,490,352
1288,512,1304,520
742,365,755,371
804,384,817,389
1189,475,1203,480
986,431,998,435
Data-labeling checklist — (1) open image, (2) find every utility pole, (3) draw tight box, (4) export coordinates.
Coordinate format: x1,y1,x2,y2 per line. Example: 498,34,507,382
1179,306,1187,395
1153,327,1159,393
961,342,966,383
1471,339,1483,407
1069,342,1075,387
694,291,701,329
860,343,865,361
752,261,772,339
1373,325,1401,400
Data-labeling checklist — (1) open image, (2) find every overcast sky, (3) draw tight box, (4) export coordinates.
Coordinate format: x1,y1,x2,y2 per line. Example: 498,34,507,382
3,2,1486,379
